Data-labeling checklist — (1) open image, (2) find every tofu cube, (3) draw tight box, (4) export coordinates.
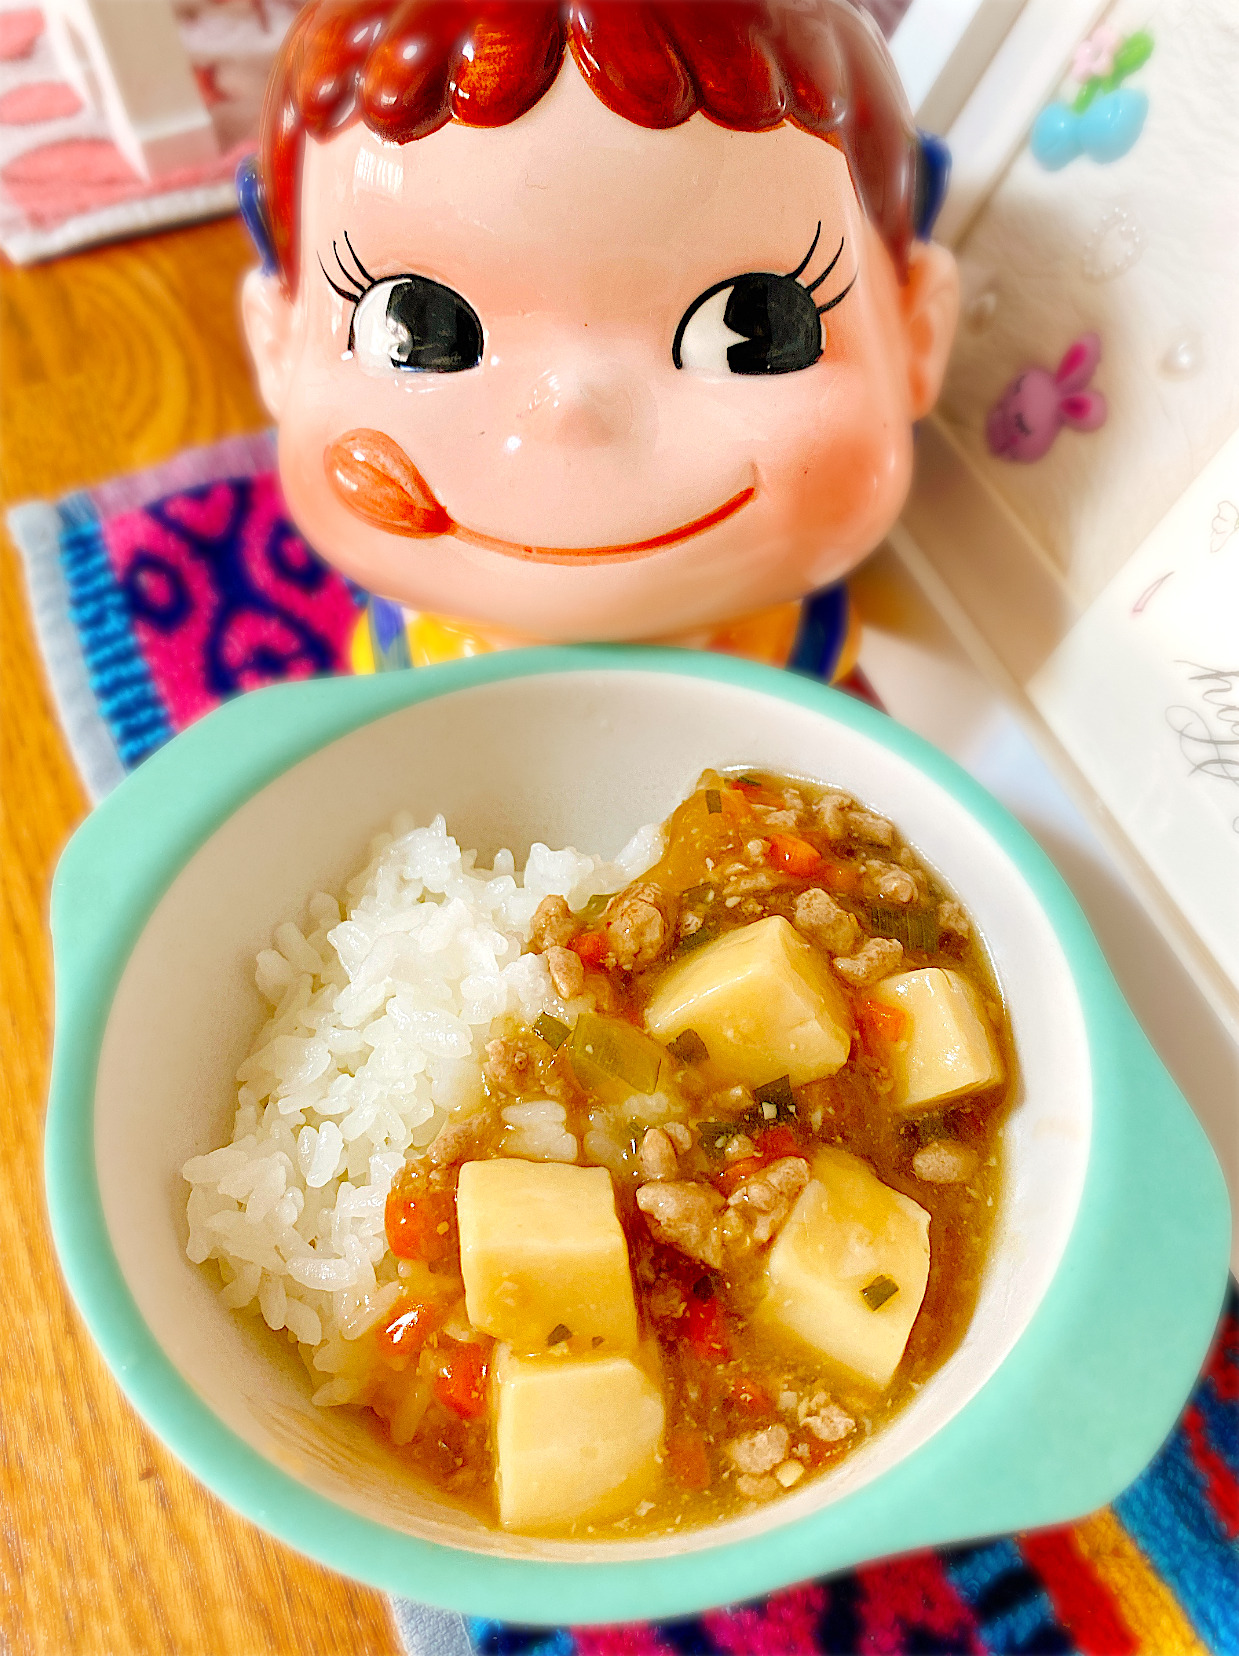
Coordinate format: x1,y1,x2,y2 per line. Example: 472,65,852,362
644,915,853,1087
760,1147,930,1389
457,1160,638,1355
872,967,1003,1111
493,1345,665,1531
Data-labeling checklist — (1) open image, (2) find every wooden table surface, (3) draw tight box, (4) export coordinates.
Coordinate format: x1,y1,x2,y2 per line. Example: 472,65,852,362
1,218,404,1656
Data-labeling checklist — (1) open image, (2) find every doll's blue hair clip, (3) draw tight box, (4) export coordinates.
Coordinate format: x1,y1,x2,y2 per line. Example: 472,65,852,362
915,131,951,240
237,153,278,275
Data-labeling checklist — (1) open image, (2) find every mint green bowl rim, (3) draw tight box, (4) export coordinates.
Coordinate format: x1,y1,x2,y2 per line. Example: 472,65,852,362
45,645,1231,1625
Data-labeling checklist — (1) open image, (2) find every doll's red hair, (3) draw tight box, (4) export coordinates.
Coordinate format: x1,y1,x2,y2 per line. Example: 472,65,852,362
261,0,922,289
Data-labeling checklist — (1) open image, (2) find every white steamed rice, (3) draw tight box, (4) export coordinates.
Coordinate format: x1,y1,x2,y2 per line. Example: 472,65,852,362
182,812,661,1407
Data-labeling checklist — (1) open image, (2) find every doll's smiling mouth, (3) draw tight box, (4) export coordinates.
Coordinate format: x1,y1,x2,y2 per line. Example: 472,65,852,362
325,430,754,563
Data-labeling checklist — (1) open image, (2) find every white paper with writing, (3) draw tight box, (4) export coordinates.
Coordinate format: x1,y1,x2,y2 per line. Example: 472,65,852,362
1029,425,1239,992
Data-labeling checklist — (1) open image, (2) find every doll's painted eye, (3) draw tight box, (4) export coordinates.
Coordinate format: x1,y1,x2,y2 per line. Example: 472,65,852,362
351,276,483,374
673,274,822,376
673,230,855,377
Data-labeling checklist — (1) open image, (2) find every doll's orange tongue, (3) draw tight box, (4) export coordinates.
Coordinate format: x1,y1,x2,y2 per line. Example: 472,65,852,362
325,429,452,538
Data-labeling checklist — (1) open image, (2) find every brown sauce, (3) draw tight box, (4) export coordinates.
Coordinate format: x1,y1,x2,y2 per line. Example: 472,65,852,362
365,769,1016,1536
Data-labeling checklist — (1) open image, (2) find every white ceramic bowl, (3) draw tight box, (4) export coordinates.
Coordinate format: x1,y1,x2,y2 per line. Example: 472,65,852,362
47,650,1227,1623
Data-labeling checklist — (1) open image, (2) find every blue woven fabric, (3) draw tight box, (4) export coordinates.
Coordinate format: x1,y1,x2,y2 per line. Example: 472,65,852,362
57,494,172,768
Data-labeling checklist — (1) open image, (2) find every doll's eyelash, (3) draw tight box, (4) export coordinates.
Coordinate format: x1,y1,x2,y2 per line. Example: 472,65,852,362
318,232,377,305
320,222,856,340
786,222,857,315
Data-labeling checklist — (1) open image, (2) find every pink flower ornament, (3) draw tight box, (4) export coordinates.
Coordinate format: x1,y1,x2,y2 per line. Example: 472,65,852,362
1072,25,1121,84
985,332,1108,463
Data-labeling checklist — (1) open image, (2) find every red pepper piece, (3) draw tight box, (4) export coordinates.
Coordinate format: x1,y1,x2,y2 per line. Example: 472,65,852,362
375,1296,441,1364
766,833,823,877
715,1156,763,1196
730,781,785,808
686,1293,731,1363
727,1376,774,1415
570,930,609,967
856,998,907,1053
818,861,861,895
667,1429,712,1490
385,1188,455,1261
434,1340,489,1419
717,1127,803,1194
755,1124,800,1162
801,1435,835,1468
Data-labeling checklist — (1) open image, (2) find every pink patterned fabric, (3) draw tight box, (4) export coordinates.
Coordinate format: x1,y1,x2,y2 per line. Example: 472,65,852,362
567,1556,982,1656
855,1551,985,1653
702,1583,829,1654
100,471,359,728
574,1624,678,1656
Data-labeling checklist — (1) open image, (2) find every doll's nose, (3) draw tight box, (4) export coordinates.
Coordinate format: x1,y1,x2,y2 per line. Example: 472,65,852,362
524,368,635,447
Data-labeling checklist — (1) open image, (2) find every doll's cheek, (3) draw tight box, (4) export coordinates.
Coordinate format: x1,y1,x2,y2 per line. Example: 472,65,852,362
763,410,911,551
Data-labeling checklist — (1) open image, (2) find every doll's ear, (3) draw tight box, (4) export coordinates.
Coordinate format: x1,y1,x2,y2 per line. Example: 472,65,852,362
241,269,298,419
898,241,960,420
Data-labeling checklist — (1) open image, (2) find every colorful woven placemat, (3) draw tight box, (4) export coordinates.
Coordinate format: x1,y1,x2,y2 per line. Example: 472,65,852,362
7,436,1237,1656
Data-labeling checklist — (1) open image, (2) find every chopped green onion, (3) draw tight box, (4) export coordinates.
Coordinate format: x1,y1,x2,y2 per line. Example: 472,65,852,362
869,904,940,954
738,774,762,785
705,789,722,814
570,1012,663,1098
667,1028,709,1065
754,1074,795,1117
861,1275,899,1311
675,923,720,957
680,883,714,906
534,1013,570,1050
582,891,616,919
547,1323,572,1346
695,1121,739,1159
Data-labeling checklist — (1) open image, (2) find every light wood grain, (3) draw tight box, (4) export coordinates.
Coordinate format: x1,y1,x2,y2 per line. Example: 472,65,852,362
1,220,403,1656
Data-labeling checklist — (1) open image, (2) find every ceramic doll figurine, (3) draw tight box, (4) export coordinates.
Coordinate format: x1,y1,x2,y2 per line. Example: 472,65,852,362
238,0,959,672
